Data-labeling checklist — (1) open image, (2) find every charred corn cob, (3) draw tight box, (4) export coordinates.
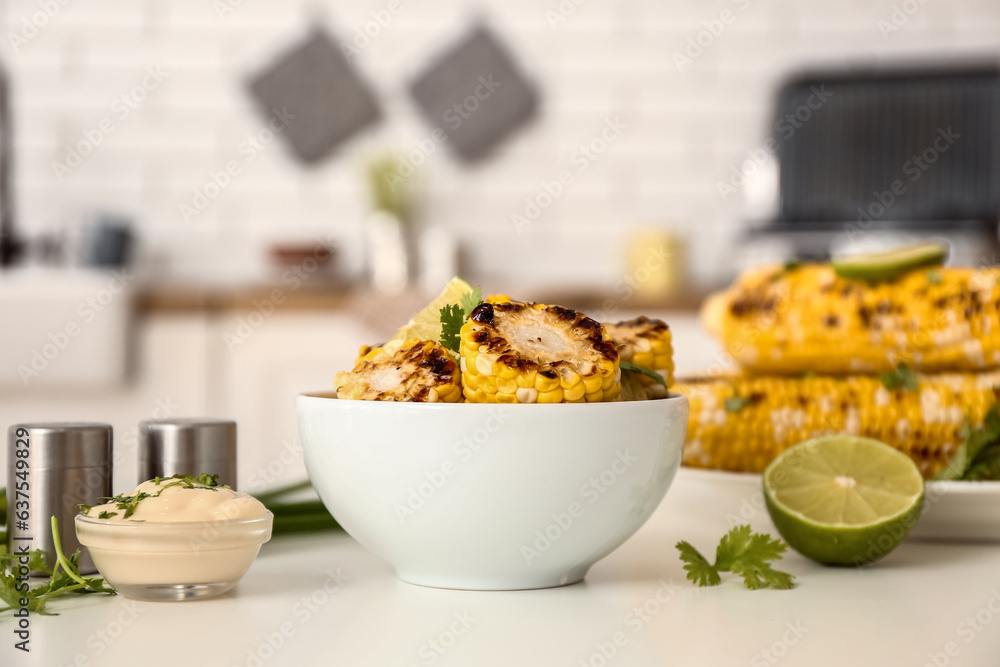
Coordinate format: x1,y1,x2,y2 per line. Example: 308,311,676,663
703,264,1000,374
355,343,383,365
675,371,1000,478
605,316,674,396
459,301,620,404
335,339,462,402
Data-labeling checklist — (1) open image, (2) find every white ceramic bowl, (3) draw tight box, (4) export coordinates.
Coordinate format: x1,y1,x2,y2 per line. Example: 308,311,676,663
297,393,689,590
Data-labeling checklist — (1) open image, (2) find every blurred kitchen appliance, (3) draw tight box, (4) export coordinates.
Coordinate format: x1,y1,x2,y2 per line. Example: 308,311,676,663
740,63,1000,267
86,215,133,268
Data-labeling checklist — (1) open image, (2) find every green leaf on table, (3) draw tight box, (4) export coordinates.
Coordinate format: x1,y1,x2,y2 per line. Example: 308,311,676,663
676,525,795,590
0,517,116,616
676,541,721,587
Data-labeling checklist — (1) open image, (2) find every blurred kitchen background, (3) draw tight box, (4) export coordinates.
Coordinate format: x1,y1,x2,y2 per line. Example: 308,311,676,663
1,0,999,491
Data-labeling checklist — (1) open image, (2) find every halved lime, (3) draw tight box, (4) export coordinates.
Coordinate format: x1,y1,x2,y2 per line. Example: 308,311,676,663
763,435,925,566
832,241,948,283
387,277,474,345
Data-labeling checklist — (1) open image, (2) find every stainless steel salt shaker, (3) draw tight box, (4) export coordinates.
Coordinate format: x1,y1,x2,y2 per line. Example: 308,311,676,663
6,422,113,576
138,418,237,488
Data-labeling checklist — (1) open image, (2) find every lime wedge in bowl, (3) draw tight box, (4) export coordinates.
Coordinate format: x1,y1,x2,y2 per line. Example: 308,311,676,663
386,277,474,345
763,435,925,566
832,241,949,283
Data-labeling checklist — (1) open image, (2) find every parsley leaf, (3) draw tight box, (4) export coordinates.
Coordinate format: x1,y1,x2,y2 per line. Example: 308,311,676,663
438,286,483,355
676,525,795,590
439,303,465,354
927,269,943,286
724,386,752,413
934,402,1000,481
619,361,667,388
676,541,721,586
81,473,232,520
879,363,919,391
459,286,483,319
0,517,116,615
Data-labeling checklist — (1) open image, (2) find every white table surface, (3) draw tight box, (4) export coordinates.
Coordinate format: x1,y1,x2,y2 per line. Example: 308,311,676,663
9,469,1000,667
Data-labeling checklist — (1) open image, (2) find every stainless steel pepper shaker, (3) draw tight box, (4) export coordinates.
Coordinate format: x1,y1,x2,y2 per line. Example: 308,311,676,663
6,422,113,576
138,418,237,488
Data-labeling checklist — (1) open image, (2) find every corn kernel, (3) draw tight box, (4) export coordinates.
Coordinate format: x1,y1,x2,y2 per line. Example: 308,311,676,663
558,367,581,389
515,370,538,388
516,387,538,403
582,374,604,394
563,383,586,401
496,377,518,394
496,363,520,380
537,388,563,403
535,372,560,392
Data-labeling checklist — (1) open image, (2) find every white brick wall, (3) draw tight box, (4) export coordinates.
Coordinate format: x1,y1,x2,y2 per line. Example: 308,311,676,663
2,0,999,287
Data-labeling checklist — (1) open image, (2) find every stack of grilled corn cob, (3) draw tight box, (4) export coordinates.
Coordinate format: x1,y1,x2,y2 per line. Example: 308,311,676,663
334,296,675,404
677,262,1000,478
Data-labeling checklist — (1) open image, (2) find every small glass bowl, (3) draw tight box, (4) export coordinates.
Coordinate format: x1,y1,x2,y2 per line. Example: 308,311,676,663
75,511,273,601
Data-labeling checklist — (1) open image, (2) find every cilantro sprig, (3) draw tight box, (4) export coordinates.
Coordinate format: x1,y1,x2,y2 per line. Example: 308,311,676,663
439,286,483,354
724,388,751,413
879,363,919,391
934,401,1000,481
619,361,667,389
78,473,231,520
0,517,116,615
676,525,795,590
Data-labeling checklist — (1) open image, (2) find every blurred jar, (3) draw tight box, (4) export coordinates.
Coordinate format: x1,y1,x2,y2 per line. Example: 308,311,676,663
624,229,686,300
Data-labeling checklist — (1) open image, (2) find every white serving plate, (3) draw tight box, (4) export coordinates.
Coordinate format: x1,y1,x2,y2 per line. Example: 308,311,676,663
674,466,1000,542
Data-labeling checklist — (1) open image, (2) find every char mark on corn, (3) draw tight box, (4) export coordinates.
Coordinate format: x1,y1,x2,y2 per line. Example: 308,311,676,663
460,301,620,404
335,338,462,403
674,371,1000,478
604,316,675,396
707,264,1000,374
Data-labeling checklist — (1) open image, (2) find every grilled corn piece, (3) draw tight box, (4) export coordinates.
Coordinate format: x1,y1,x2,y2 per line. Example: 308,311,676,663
355,343,383,365
605,316,674,396
459,301,620,403
335,339,462,402
675,371,1000,478
703,263,1000,374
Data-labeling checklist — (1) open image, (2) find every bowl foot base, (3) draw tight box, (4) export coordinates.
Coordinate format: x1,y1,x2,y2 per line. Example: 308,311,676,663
395,566,590,591
114,581,236,601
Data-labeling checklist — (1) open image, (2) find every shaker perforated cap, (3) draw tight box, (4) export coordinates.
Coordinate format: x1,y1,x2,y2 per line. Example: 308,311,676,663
138,418,237,488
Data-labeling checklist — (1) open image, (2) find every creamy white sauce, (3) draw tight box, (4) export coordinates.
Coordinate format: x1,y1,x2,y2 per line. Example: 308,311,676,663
77,478,272,590
85,478,267,522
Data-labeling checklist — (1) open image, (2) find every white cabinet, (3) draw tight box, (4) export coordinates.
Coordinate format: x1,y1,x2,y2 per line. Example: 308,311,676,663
0,314,213,490
211,311,380,494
